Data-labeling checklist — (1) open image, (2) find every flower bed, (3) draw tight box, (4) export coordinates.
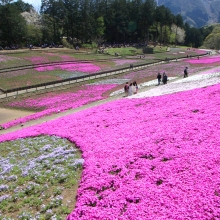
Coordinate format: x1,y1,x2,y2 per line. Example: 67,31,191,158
0,136,83,219
1,84,117,129
35,63,101,73
1,83,220,219
186,55,220,64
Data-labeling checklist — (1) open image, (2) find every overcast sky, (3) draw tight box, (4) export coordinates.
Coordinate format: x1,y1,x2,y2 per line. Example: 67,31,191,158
23,0,41,11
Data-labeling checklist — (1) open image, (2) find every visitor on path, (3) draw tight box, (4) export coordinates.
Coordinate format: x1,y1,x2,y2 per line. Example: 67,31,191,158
157,72,162,85
124,82,129,97
184,67,188,78
133,81,138,94
162,72,168,84
128,83,133,96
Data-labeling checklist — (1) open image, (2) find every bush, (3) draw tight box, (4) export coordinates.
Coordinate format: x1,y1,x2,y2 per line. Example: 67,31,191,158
82,42,97,49
143,46,154,54
61,38,73,49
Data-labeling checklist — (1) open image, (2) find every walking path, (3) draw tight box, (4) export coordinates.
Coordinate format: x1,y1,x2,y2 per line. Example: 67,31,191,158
1,67,220,135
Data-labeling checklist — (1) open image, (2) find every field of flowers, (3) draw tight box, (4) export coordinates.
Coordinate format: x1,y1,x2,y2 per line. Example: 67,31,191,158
0,48,207,90
0,135,83,219
1,81,220,219
1,84,117,129
2,54,220,129
122,54,220,80
0,52,106,90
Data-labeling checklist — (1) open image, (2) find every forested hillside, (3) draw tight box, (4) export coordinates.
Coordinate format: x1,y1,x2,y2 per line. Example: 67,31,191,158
0,0,219,49
158,0,220,27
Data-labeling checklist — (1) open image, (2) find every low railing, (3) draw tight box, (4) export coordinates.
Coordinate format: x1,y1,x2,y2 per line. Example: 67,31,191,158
0,53,208,99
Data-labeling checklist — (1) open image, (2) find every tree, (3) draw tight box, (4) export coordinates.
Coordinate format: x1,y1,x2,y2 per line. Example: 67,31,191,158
0,3,27,46
41,0,66,43
26,24,43,45
185,25,203,48
174,14,183,45
155,5,166,45
13,0,33,12
139,0,156,43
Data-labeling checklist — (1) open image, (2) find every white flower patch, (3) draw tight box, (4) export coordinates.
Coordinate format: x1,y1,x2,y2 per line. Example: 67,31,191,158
129,72,220,98
110,77,177,97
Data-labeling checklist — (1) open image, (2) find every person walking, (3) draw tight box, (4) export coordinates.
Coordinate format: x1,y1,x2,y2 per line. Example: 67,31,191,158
128,83,133,96
133,81,138,94
162,72,168,84
124,82,129,97
184,67,188,78
157,72,162,85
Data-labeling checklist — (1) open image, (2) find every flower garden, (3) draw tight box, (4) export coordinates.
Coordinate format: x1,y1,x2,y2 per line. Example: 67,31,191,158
1,76,220,219
0,47,208,90
1,49,220,219
0,135,83,219
1,84,117,129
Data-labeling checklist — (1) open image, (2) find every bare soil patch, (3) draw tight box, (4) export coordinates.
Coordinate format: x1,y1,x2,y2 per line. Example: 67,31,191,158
0,108,34,124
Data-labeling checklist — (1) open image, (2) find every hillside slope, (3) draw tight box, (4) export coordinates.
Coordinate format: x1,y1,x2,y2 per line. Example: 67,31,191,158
158,0,220,27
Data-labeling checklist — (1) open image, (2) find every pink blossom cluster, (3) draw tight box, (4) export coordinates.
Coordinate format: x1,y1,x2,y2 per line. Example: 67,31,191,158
26,56,50,64
0,55,19,62
186,55,220,64
2,84,116,128
35,63,101,73
1,83,220,219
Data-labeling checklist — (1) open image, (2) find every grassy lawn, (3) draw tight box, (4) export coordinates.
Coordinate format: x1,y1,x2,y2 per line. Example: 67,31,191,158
0,136,83,220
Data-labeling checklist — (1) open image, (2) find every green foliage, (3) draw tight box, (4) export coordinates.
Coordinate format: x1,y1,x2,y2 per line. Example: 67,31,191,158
143,46,154,54
61,38,74,49
12,0,33,13
96,16,105,37
27,24,43,45
202,24,220,49
0,3,27,46
82,42,98,49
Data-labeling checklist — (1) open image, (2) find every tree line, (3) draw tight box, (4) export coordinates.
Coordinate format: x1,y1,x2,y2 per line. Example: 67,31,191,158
0,0,214,48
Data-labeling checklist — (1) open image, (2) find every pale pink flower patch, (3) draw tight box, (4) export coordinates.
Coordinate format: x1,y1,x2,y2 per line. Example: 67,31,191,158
26,56,50,64
113,59,140,66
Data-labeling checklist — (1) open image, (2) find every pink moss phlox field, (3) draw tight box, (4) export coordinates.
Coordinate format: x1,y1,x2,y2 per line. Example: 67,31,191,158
26,56,50,64
1,84,220,219
0,55,21,62
186,55,220,64
35,63,101,73
2,84,116,129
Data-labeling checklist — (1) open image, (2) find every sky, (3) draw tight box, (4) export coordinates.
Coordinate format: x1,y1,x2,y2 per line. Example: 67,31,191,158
23,0,41,11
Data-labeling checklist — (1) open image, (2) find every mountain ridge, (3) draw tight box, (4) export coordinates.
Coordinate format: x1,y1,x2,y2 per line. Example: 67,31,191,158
157,0,220,27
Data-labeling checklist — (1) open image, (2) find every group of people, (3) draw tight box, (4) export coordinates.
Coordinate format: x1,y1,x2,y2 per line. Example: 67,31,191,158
124,81,138,96
157,72,168,85
124,67,189,96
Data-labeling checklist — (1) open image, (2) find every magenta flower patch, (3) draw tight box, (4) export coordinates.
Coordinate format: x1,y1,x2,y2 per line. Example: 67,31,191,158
2,84,116,128
186,55,220,64
35,63,101,73
1,83,220,219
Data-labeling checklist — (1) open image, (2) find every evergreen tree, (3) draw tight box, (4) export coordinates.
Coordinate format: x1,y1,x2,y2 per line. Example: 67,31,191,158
0,3,27,46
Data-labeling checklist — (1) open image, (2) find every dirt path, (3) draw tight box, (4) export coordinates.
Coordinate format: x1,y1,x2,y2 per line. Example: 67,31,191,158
0,108,34,124
0,93,125,135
